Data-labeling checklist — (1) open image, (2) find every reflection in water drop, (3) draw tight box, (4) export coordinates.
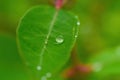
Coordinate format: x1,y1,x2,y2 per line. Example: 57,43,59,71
46,72,52,78
41,76,46,80
92,62,102,72
56,35,64,44
37,66,42,71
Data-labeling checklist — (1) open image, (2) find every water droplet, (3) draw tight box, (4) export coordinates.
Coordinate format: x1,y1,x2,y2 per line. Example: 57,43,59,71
92,62,102,72
41,76,46,80
37,66,42,71
75,35,78,38
46,72,52,78
45,41,48,44
56,35,64,44
77,21,80,26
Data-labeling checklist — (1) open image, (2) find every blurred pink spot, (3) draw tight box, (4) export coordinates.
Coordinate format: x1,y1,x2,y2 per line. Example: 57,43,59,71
55,0,63,9
76,65,91,73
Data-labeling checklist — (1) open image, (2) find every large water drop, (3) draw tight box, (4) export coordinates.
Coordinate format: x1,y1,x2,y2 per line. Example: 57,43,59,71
56,35,64,44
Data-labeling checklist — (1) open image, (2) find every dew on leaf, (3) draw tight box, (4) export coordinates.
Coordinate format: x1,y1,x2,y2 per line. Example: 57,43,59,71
46,72,52,78
75,16,80,26
92,62,102,72
37,66,42,71
75,35,78,38
56,35,64,44
77,21,80,26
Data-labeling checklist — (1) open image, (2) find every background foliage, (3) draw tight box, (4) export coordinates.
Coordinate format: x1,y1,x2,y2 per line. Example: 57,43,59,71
0,0,120,80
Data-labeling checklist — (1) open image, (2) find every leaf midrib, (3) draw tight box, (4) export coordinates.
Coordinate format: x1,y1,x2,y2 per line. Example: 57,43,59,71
39,10,59,66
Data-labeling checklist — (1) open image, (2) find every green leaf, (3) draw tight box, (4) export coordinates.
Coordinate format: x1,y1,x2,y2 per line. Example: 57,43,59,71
17,5,79,79
0,34,29,80
88,47,120,80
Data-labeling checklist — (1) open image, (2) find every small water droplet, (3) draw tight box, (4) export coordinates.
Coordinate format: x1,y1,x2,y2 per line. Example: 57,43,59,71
37,66,42,71
75,35,78,38
41,76,46,80
92,62,102,72
46,72,52,78
77,21,80,26
56,35,64,44
45,41,48,44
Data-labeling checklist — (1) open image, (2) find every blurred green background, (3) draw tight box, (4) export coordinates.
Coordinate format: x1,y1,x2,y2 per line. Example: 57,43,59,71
0,0,120,80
